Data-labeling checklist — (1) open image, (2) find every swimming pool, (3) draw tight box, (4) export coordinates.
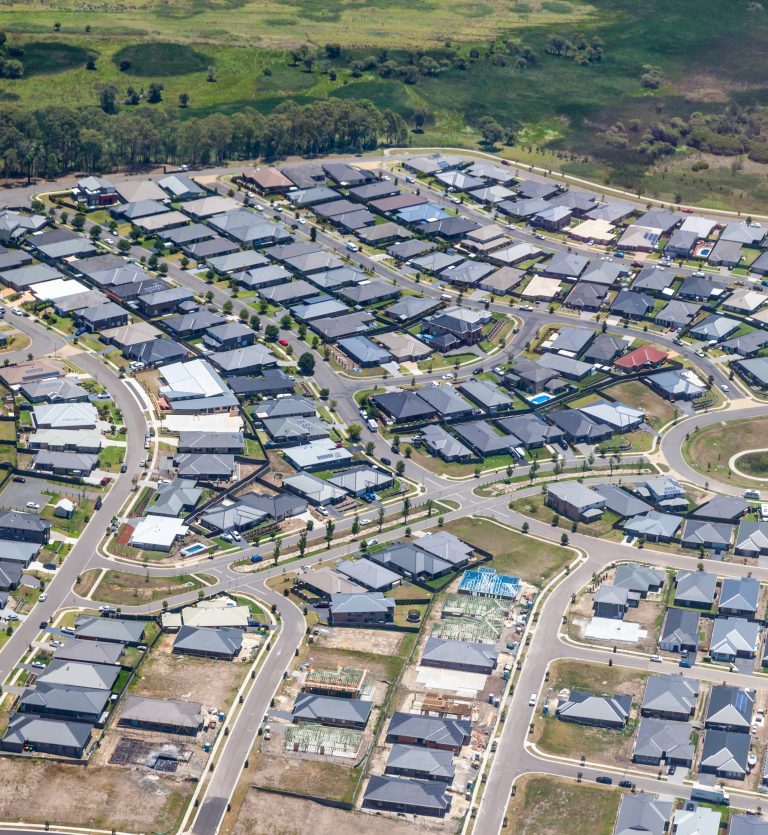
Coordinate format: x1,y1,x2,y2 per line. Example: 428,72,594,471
529,393,553,405
181,543,206,557
698,246,712,257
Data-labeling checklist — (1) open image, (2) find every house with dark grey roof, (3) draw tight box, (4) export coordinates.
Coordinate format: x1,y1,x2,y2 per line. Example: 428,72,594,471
540,251,589,280
172,625,243,660
505,359,566,395
421,638,498,675
202,323,256,352
655,299,701,330
735,520,768,558
329,592,394,625
327,466,394,497
681,519,733,552
710,616,759,661
611,289,654,320
583,334,625,363
75,615,145,645
370,542,452,581
76,302,128,333
1,715,92,758
452,420,516,458
665,229,698,258
386,712,471,752
0,511,50,545
700,729,750,780
385,744,455,783
719,577,759,619
547,410,613,444
546,481,605,522
546,326,595,356
292,693,372,729
494,413,564,449
124,338,190,368
174,452,235,481
674,571,718,609
659,608,700,653
363,775,450,818
372,390,436,423
689,314,740,343
152,478,203,518
415,386,474,420
721,331,768,358
641,674,699,720
177,432,244,455
119,696,202,735
692,496,748,525
632,266,675,296
262,416,329,447
555,691,631,728
564,281,608,312
53,638,123,666
633,717,694,766
678,275,729,302
730,815,768,835
708,238,743,268
705,685,754,733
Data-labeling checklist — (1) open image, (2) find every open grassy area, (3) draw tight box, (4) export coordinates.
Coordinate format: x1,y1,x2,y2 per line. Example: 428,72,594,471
3,1,768,207
40,495,95,537
549,658,647,694
443,516,572,585
509,494,623,541
91,570,204,606
504,774,620,835
682,416,768,489
604,380,678,430
98,445,126,472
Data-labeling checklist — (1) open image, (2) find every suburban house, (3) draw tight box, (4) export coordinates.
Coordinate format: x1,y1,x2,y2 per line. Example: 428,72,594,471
545,481,605,522
555,691,631,728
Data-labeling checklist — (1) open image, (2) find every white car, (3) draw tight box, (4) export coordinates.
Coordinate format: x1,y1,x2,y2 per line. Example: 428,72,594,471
317,506,329,516
360,518,371,525
528,693,538,707
650,654,662,663
26,502,40,510
721,384,729,392
298,218,306,225
39,593,47,602
441,373,453,380
11,307,23,316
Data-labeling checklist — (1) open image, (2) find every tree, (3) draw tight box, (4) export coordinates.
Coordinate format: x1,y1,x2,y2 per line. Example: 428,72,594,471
522,521,529,534
297,352,315,376
351,516,360,537
395,459,405,476
71,213,86,232
561,533,569,546
89,224,102,240
250,314,260,331
377,505,385,530
478,116,505,149
365,441,375,455
272,540,281,565
427,498,434,517
179,92,190,108
264,324,279,341
347,423,362,441
207,65,217,82
147,82,164,103
239,307,249,323
99,84,118,114
280,313,292,329
402,496,411,521
324,519,335,549
297,529,307,559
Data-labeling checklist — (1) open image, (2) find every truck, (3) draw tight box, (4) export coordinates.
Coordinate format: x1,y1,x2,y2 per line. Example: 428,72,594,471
690,784,730,805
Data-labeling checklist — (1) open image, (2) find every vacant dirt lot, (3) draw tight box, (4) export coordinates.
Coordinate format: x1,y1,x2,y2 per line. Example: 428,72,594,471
234,787,453,835
0,756,191,832
320,627,403,656
130,634,246,709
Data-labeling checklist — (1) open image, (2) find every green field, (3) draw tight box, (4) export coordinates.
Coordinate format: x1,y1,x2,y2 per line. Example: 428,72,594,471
2,0,768,206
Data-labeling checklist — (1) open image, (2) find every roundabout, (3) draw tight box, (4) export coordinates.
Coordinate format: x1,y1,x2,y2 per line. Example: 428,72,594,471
730,448,768,482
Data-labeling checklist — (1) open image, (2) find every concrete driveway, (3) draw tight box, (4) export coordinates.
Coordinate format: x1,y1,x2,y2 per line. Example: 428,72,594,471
0,478,52,511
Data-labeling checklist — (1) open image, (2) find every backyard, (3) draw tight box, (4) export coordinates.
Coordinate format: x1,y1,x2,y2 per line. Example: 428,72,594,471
443,516,572,585
605,380,678,430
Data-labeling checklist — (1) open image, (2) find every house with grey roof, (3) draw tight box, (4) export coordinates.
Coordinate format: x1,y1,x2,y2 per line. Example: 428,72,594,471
633,717,694,766
172,625,243,660
416,532,473,567
546,481,605,522
555,691,631,728
671,802,720,835
593,584,630,619
386,712,471,752
613,793,672,835
327,466,394,497
370,542,453,581
152,478,202,518
119,696,202,735
613,562,666,598
420,424,476,463
655,299,701,330
540,251,588,280
681,519,733,552
494,413,564,449
336,558,401,592
632,266,675,296
641,674,699,720
75,616,145,645
709,617,759,661
665,229,698,258
262,415,329,447
735,520,768,558
19,683,110,724
730,815,768,835
547,410,613,444
623,510,683,542
421,638,498,675
338,335,391,368
721,330,768,358
457,379,512,414
689,314,740,343
639,476,687,512
579,401,644,433
282,472,347,506
292,693,372,729
363,775,450,818
705,685,754,732
564,281,608,312
385,744,455,783
583,334,626,363
594,484,652,518
174,452,235,481
674,570,718,609
646,369,705,401
415,386,474,420
708,238,743,268
659,608,700,653
329,592,394,625
610,289,654,320
1,715,92,758
452,420,517,458
700,729,750,780
719,577,760,619
38,660,119,691
536,352,594,380
545,326,595,356
693,496,749,525
53,638,123,666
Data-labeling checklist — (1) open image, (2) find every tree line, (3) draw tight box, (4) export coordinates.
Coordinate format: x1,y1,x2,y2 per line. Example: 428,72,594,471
0,98,409,180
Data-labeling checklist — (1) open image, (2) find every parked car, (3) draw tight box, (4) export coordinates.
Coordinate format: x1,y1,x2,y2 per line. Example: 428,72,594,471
618,780,635,789
39,593,47,602
278,338,289,347
595,776,613,785
528,693,538,707
12,476,25,483
380,457,392,466
650,655,662,663
120,464,128,473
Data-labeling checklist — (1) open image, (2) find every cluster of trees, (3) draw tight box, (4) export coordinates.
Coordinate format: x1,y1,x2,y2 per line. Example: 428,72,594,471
545,31,604,64
0,33,24,79
601,104,768,163
0,98,408,180
640,64,664,89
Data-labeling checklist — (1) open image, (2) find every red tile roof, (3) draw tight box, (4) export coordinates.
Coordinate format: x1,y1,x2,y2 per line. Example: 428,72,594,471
614,345,668,370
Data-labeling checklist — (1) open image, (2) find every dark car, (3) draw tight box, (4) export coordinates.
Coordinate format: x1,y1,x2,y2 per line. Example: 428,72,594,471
595,776,612,785
39,621,48,629
472,367,484,375
42,563,57,571
95,498,102,510
618,780,635,789
380,457,392,466
12,476,25,483
120,464,128,473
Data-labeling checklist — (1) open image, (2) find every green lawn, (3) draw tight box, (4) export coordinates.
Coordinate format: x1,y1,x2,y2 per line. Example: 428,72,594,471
682,416,768,489
510,494,623,541
40,496,95,537
98,445,126,471
443,516,571,586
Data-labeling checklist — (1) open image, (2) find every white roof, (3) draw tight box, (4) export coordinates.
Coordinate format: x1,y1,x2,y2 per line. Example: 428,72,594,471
30,278,89,301
181,604,249,628
522,275,561,299
160,359,228,399
130,515,188,549
33,402,98,429
680,216,717,238
161,414,243,434
568,218,615,242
